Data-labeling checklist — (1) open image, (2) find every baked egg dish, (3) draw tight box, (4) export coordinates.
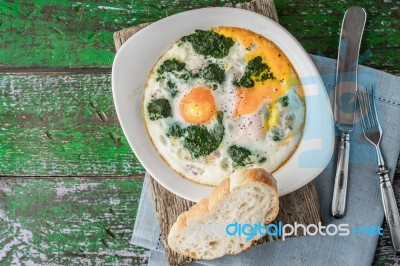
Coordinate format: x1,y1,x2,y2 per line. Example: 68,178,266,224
143,27,305,186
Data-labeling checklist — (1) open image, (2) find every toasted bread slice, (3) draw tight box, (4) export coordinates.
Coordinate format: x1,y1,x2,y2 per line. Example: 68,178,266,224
167,168,279,260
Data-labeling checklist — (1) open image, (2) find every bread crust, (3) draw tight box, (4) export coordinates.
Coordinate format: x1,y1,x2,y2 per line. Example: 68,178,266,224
167,168,279,260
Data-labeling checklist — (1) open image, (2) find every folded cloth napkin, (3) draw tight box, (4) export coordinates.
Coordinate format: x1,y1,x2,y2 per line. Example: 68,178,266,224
131,55,400,266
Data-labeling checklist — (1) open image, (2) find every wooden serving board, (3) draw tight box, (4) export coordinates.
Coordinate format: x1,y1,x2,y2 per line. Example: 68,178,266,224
114,0,321,265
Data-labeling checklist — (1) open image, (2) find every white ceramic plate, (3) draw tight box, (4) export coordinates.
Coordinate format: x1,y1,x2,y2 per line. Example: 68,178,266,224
112,7,335,202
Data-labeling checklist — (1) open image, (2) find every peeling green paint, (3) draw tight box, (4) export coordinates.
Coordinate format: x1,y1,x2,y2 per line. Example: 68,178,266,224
0,0,248,68
0,1,398,73
0,177,147,265
274,0,400,75
0,74,145,176
0,0,400,74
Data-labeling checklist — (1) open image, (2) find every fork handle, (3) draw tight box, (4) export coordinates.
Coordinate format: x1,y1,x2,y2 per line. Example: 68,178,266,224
332,133,350,218
379,169,400,253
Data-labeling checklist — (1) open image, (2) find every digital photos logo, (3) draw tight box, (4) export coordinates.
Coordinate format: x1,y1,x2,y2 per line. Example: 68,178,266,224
225,221,383,241
185,221,383,241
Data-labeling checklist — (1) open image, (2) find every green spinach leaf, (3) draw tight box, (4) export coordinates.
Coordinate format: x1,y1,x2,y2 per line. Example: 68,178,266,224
157,59,186,80
228,145,252,167
200,63,225,84
228,144,267,167
182,30,234,59
166,80,178,98
167,112,225,158
233,56,275,88
147,98,172,121
279,95,289,107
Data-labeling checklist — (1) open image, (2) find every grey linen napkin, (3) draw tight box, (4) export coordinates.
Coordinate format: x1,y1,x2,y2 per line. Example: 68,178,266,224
131,55,400,266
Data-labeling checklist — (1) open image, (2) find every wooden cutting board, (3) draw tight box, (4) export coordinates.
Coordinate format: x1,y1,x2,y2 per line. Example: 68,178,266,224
114,0,321,265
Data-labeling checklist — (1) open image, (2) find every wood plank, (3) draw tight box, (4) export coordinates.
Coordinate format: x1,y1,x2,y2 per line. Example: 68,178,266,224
0,74,144,176
114,0,321,264
0,176,148,265
1,175,397,265
0,0,247,69
149,178,195,265
275,0,400,75
1,0,399,75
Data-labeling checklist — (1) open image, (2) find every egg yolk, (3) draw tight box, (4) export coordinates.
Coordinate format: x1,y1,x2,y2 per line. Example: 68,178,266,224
179,87,216,124
234,79,285,117
213,27,297,117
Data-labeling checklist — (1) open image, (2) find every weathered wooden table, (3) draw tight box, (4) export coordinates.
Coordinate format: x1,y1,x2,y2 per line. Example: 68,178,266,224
0,1,399,265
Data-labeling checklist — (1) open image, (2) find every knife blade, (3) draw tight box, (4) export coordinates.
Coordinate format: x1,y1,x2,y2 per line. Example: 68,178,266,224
332,6,366,218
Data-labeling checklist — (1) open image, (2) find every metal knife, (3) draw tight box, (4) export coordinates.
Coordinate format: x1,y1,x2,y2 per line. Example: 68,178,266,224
332,6,366,218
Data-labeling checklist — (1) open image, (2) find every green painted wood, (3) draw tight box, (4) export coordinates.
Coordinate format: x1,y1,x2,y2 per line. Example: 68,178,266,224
0,0,398,73
1,175,400,266
0,73,144,176
0,0,248,68
275,0,400,75
0,176,147,265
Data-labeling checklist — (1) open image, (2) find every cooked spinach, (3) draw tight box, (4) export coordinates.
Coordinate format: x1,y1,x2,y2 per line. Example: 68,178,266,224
157,59,185,74
156,57,226,87
260,72,275,81
233,74,254,88
272,135,282,141
228,145,252,167
228,145,267,167
280,95,289,107
233,56,275,88
200,63,225,84
271,126,284,142
167,123,185,138
157,59,186,80
167,112,224,158
147,98,172,120
181,30,234,59
166,80,178,98
258,157,267,163
184,124,222,158
178,71,200,81
247,56,271,78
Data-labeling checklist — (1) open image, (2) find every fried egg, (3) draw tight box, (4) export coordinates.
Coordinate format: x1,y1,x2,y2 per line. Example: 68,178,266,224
143,27,305,186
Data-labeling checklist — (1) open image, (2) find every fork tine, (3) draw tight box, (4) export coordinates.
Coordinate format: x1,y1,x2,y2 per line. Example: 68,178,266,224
358,90,367,129
370,86,380,128
358,85,382,148
362,89,372,128
366,86,376,128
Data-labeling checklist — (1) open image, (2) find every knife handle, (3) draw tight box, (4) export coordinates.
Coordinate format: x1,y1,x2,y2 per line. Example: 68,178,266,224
332,133,350,218
379,169,400,253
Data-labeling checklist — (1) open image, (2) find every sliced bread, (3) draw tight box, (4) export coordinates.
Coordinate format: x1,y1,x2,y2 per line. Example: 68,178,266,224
167,168,279,260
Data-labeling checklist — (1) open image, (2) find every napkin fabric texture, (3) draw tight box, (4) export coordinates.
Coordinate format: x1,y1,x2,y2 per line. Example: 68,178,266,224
131,55,400,266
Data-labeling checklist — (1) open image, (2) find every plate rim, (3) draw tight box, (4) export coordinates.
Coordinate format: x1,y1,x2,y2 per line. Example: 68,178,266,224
112,7,335,202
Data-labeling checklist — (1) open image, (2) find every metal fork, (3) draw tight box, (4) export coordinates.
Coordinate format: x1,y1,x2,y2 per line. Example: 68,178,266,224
358,86,400,253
